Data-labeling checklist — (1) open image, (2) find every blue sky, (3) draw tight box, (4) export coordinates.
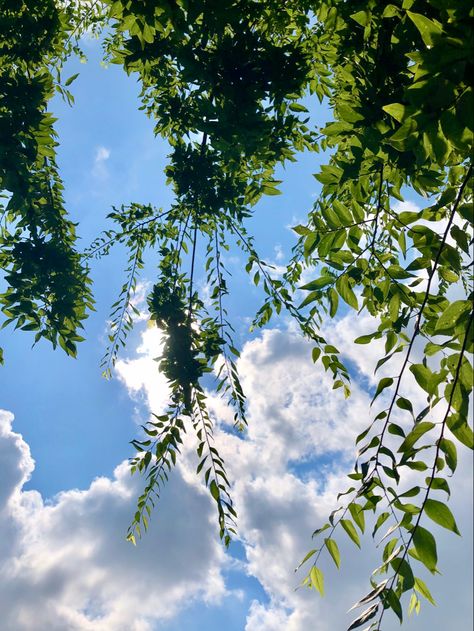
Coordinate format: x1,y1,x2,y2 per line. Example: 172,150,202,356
0,37,472,631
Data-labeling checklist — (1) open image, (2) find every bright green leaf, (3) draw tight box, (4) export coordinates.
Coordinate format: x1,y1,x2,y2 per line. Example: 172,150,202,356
412,526,437,573
425,499,460,535
310,566,324,595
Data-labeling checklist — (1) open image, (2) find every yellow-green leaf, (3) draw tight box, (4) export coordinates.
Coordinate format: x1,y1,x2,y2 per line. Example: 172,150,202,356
324,538,341,568
407,11,442,48
310,566,325,595
340,519,361,548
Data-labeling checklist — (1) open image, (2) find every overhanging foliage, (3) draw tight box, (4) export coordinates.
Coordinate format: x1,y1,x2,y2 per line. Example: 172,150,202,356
0,1,472,627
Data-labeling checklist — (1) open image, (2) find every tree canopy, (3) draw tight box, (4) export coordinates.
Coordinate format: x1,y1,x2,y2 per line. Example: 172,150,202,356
0,1,472,628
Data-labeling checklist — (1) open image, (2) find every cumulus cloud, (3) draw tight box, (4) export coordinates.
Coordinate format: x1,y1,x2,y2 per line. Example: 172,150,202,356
1,317,471,630
115,321,473,630
115,327,170,416
0,410,227,631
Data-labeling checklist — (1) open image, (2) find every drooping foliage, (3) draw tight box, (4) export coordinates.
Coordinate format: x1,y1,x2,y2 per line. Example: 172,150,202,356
0,0,98,359
286,3,473,626
0,1,472,627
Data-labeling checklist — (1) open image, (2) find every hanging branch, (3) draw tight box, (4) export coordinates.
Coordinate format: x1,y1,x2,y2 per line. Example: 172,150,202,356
127,404,185,544
83,209,172,261
192,388,237,545
372,165,473,468
214,229,247,429
101,229,144,378
376,311,473,629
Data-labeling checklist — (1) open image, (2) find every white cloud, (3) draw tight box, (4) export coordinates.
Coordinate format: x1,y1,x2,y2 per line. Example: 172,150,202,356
115,327,170,417
274,244,284,262
95,146,110,164
0,409,228,631
393,200,421,215
116,321,473,630
130,280,152,322
93,146,111,178
1,317,471,631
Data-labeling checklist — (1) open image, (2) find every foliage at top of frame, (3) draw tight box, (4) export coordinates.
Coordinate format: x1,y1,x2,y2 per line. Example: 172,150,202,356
0,1,472,627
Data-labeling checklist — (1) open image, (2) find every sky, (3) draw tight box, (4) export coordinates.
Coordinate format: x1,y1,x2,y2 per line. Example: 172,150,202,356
0,36,472,631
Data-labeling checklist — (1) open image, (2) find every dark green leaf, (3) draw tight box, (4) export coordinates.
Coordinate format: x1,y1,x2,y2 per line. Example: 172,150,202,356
372,377,393,402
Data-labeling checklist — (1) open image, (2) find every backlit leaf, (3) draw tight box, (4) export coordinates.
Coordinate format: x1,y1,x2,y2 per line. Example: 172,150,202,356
424,499,460,535
310,566,324,596
325,537,341,568
412,526,437,573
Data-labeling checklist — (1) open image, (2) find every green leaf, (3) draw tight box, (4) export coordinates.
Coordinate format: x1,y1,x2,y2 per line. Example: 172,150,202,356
210,480,220,501
405,460,428,472
65,73,79,86
429,477,450,497
414,577,436,605
373,512,390,537
312,523,330,538
372,377,393,402
386,588,403,623
310,566,324,595
408,593,420,616
324,538,341,568
336,275,358,310
434,301,471,335
383,103,407,123
412,526,437,573
301,276,334,291
424,342,444,356
382,4,400,18
297,548,317,569
391,557,414,591
328,287,339,317
389,293,400,321
398,422,435,452
439,438,457,472
261,184,282,196
447,413,474,448
407,11,443,48
323,120,353,136
340,519,361,548
396,397,413,414
348,503,365,533
289,102,308,113
388,423,405,438
425,499,460,535
354,333,378,344
350,10,370,27
292,224,311,236
409,364,434,394
332,200,353,224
